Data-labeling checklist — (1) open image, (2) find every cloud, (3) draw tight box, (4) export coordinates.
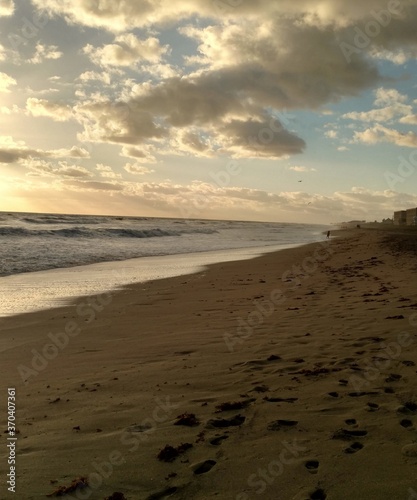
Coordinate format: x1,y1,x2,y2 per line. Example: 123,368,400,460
399,114,417,125
84,34,169,67
29,43,63,64
217,116,306,158
124,163,154,175
0,44,6,61
30,1,417,163
354,124,417,148
62,180,124,191
78,71,112,85
26,98,74,121
0,136,90,163
75,100,166,144
288,166,317,172
51,146,90,158
30,1,416,32
343,88,412,123
0,0,14,16
23,158,93,178
0,136,41,163
0,72,17,93
120,145,157,163
96,163,122,179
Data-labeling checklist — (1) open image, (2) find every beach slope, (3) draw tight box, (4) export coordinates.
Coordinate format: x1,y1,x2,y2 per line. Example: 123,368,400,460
1,229,417,499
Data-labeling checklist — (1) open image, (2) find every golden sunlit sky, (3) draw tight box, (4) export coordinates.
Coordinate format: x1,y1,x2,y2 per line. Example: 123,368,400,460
1,0,417,223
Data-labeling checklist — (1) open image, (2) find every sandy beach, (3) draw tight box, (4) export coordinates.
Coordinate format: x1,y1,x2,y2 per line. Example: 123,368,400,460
1,228,417,500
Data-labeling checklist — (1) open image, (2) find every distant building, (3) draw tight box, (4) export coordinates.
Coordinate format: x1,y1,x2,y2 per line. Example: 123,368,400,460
394,210,407,225
406,207,417,226
340,220,366,228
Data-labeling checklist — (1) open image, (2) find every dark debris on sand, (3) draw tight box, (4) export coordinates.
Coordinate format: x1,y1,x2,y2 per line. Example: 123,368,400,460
215,399,255,412
381,232,417,256
105,493,127,500
291,367,341,376
47,477,89,497
157,443,193,462
174,413,200,426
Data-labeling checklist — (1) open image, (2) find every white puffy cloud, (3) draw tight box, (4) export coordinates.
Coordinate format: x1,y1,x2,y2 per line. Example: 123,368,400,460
0,44,6,61
96,163,122,179
289,166,317,172
78,71,112,85
400,114,417,125
343,88,417,147
343,106,411,123
0,0,14,16
0,72,16,93
354,124,417,147
84,34,169,67
29,43,63,64
51,146,90,158
344,88,413,123
124,163,154,175
26,98,74,121
27,1,417,163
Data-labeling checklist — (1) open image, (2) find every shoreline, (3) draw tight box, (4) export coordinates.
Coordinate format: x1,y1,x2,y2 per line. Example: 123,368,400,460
0,239,325,318
2,229,417,499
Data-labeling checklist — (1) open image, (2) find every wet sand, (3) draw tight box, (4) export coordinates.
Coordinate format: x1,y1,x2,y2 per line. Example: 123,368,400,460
1,228,417,499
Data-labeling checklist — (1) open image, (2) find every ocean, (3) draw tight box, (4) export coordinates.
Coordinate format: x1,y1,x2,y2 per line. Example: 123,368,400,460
0,212,329,316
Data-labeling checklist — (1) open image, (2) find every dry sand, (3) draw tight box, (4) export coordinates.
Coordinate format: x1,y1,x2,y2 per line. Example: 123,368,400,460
1,229,417,500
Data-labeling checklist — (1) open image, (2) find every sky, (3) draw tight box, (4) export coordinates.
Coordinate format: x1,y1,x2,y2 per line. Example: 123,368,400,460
1,0,417,224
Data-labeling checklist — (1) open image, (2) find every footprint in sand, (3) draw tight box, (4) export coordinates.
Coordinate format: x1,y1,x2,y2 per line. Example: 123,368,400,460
146,487,178,499
398,402,417,414
193,459,216,475
344,442,364,454
345,419,357,426
206,414,245,428
310,488,327,499
264,396,298,403
210,435,229,446
348,391,379,397
267,419,298,431
305,460,319,474
332,429,367,440
328,392,339,398
400,419,413,428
